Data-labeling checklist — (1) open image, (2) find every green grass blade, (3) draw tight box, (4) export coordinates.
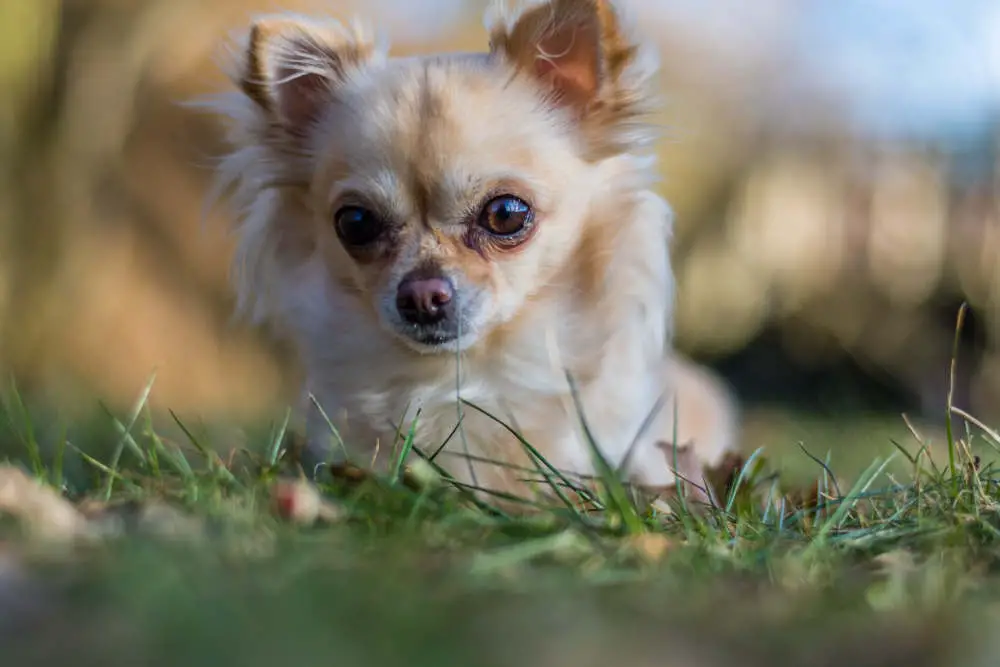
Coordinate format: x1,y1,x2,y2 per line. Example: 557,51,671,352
563,373,643,535
815,453,897,543
391,409,421,485
102,373,157,500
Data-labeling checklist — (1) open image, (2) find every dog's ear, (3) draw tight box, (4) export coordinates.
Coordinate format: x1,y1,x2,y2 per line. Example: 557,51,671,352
488,0,642,111
239,15,380,132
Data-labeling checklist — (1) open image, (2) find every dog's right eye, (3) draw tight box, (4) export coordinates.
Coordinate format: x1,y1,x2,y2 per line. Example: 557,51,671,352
477,195,533,237
334,206,384,246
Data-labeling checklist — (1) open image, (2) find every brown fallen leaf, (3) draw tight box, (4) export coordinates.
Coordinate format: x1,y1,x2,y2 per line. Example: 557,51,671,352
79,499,205,542
703,451,749,504
271,478,345,526
328,461,431,494
640,445,761,518
328,462,372,487
649,440,711,504
400,459,443,492
625,533,677,564
781,479,823,530
0,466,91,543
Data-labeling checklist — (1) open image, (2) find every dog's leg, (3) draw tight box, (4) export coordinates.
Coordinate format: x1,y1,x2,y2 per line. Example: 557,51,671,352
624,353,741,499
298,393,391,480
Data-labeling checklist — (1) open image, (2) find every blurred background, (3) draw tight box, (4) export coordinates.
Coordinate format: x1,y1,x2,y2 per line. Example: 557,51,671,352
2,0,999,473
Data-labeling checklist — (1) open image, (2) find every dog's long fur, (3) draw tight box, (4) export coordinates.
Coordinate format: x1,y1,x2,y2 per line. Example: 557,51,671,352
204,0,739,503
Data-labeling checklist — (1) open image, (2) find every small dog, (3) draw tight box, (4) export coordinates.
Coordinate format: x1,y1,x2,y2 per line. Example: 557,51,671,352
205,0,739,505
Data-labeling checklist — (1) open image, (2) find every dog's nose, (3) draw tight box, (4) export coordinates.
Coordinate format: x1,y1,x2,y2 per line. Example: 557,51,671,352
396,275,455,326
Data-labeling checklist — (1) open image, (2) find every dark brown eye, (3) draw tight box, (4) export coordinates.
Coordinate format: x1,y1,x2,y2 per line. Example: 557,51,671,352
334,206,384,246
478,195,532,236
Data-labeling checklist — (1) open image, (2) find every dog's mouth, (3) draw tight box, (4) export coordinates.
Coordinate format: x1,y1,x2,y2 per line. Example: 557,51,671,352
392,325,461,353
411,330,457,347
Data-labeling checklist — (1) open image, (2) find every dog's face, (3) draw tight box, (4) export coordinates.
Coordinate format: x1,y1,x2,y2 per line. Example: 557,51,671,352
314,57,592,353
218,0,657,354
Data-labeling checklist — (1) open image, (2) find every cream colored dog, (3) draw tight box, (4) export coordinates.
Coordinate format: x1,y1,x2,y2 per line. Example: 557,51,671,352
205,0,739,505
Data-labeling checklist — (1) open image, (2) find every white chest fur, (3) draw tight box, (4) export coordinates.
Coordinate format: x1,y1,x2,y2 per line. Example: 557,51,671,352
297,190,677,493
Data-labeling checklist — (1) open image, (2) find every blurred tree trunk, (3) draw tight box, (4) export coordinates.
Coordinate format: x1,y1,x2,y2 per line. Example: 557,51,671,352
0,0,61,386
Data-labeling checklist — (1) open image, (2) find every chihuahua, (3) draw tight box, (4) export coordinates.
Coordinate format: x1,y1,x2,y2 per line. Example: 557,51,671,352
205,0,739,506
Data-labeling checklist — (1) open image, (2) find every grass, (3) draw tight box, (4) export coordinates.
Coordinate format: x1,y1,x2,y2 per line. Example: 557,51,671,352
2,366,1000,666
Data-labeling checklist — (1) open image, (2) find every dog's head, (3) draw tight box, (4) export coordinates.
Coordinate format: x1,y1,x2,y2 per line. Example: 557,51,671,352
212,0,660,355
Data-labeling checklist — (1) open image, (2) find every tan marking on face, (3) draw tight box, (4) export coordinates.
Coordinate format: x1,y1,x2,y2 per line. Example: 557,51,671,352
438,232,495,286
572,191,640,306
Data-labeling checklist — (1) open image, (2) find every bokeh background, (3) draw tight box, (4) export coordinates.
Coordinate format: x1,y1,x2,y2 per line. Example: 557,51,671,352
3,0,999,474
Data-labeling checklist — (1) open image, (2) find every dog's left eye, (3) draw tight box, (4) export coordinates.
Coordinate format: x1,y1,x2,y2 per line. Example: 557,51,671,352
478,196,532,236
334,206,384,246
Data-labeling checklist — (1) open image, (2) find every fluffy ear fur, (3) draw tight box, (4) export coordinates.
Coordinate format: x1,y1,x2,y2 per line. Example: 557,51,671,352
486,0,659,156
239,14,381,134
198,15,386,326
